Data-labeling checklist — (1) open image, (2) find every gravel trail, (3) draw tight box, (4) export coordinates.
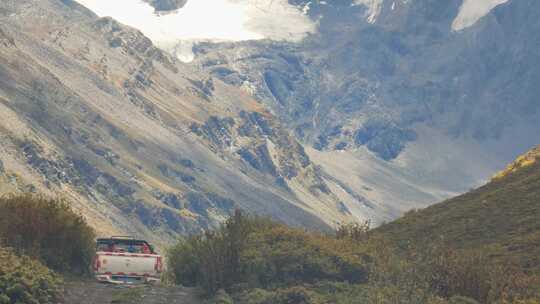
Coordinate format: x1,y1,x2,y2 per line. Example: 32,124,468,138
63,280,201,304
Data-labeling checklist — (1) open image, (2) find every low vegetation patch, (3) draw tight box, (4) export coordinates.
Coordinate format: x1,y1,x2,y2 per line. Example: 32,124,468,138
168,211,371,295
0,194,95,275
111,287,144,304
0,247,62,304
168,211,540,304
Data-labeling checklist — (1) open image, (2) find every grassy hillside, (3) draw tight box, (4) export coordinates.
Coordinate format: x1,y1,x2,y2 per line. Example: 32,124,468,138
376,146,540,274
167,147,540,303
167,212,539,303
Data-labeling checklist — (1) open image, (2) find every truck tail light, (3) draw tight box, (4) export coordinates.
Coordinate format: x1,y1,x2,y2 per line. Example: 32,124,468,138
154,256,163,273
93,256,101,272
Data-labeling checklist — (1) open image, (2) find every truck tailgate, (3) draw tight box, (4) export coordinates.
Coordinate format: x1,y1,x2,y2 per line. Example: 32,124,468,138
96,252,160,277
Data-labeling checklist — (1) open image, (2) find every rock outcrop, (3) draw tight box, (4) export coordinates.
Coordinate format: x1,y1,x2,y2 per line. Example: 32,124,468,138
143,0,188,12
493,145,540,181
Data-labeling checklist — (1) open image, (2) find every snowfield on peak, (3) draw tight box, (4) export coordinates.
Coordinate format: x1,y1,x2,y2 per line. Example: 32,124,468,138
452,0,510,31
75,0,315,61
75,0,259,42
352,0,510,29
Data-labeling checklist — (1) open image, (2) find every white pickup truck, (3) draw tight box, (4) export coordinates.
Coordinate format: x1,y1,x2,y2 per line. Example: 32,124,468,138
93,237,162,284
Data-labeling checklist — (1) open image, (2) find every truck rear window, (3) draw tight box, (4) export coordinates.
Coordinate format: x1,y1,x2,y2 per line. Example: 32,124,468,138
96,239,156,254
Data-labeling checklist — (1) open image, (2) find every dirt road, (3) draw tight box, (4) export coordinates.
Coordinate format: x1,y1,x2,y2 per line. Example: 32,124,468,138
63,281,202,304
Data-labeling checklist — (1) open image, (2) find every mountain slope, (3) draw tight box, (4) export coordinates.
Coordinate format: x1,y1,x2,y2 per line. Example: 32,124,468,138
3,0,539,240
185,0,540,221
376,145,540,273
0,0,369,244
192,0,540,158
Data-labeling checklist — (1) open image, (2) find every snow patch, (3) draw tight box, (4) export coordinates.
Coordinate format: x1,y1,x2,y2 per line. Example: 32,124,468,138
302,1,312,15
242,0,316,42
159,39,199,63
452,0,509,31
354,0,383,24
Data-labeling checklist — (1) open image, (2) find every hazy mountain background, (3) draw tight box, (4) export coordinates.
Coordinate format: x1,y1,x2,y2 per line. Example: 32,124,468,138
175,0,540,219
0,0,539,243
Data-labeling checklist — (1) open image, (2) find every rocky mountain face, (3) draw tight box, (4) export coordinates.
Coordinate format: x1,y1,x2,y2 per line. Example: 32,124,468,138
185,0,540,218
0,0,375,245
193,0,540,159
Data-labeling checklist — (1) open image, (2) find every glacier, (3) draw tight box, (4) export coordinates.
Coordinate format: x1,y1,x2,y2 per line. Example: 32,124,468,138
74,0,315,62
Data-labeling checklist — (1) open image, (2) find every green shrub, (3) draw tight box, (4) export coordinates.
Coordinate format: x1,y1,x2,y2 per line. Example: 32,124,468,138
0,194,95,275
167,212,268,293
168,210,279,293
167,211,371,294
167,238,201,287
111,287,144,304
267,286,322,304
241,225,370,287
235,282,445,304
336,221,371,242
404,241,538,303
235,288,273,304
236,286,325,304
168,212,539,303
209,289,234,304
0,247,62,304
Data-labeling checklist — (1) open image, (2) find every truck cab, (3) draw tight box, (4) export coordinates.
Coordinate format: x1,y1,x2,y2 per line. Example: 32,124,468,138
93,237,162,284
